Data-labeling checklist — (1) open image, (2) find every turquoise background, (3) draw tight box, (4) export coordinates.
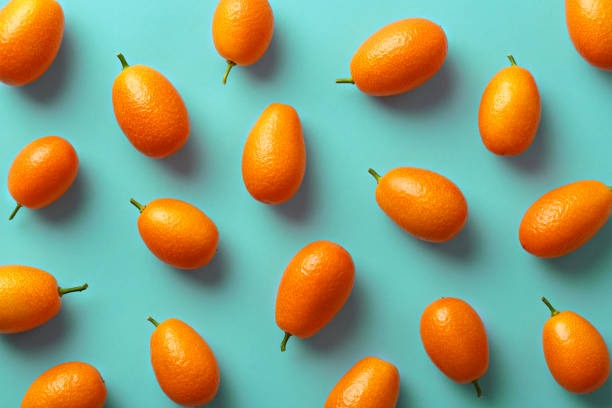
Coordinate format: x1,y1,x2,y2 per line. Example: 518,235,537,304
1,0,611,406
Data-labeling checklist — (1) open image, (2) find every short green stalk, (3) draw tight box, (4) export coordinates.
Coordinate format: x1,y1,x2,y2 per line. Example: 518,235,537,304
368,168,381,183
507,54,517,66
472,380,482,398
8,203,22,221
59,283,88,296
130,198,146,213
223,60,236,85
117,53,130,70
541,297,560,317
147,316,160,328
336,78,355,84
280,332,292,352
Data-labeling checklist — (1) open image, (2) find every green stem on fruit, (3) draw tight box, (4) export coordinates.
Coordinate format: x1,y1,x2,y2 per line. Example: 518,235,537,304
541,297,560,317
130,198,145,213
507,54,517,66
8,203,22,221
280,332,292,352
368,168,381,184
472,380,482,398
222,60,236,85
147,316,160,328
117,53,130,70
336,77,355,84
58,283,88,296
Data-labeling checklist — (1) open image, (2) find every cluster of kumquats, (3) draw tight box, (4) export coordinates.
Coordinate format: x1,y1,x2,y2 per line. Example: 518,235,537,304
1,0,612,407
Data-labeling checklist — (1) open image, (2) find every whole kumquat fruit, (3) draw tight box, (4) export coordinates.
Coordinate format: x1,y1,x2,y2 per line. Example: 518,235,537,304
0,265,87,334
541,297,610,394
369,167,468,243
336,18,447,96
519,180,612,258
324,357,400,408
242,103,306,205
566,0,612,70
275,240,355,352
212,0,274,84
479,55,541,156
148,317,220,407
420,297,489,397
8,136,78,220
21,361,107,408
0,0,64,86
112,53,190,158
130,198,219,270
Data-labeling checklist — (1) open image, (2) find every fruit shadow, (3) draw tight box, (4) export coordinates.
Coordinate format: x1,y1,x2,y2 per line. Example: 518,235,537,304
35,167,87,223
20,29,73,103
157,129,202,178
395,382,411,407
2,308,70,351
174,242,228,286
369,58,456,112
414,220,477,261
577,378,612,407
502,103,550,173
474,333,502,403
305,282,361,352
245,29,281,81
274,127,314,222
542,221,612,277
206,360,235,408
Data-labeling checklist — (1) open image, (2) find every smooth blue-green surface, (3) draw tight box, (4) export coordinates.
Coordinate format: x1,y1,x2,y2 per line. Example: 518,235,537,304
1,0,611,406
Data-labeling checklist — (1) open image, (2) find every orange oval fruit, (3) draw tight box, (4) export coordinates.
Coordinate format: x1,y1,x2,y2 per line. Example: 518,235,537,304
337,18,447,96
519,180,612,258
148,317,220,407
275,240,355,351
21,361,107,408
112,53,190,158
566,0,612,70
8,136,78,220
420,297,489,397
130,198,219,270
541,297,610,394
478,55,541,156
242,103,306,205
0,0,64,86
212,0,274,84
324,356,400,408
369,167,468,243
0,265,87,334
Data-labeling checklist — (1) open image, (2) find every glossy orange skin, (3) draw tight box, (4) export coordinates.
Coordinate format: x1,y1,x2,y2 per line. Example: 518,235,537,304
519,180,612,258
324,357,400,408
420,298,489,384
0,0,64,86
566,0,612,70
0,265,64,334
275,241,355,338
8,136,78,210
374,167,468,243
543,310,610,393
212,0,274,66
137,199,219,270
21,362,107,408
349,18,447,96
242,103,306,204
478,61,541,156
112,63,190,158
150,318,220,407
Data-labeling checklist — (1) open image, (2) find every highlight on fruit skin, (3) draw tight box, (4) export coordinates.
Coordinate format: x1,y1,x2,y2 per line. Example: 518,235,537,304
478,54,541,156
275,240,355,352
0,0,65,86
519,180,612,258
0,265,87,334
212,0,274,84
541,297,610,394
565,0,612,70
8,136,79,221
369,167,468,243
336,18,447,96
